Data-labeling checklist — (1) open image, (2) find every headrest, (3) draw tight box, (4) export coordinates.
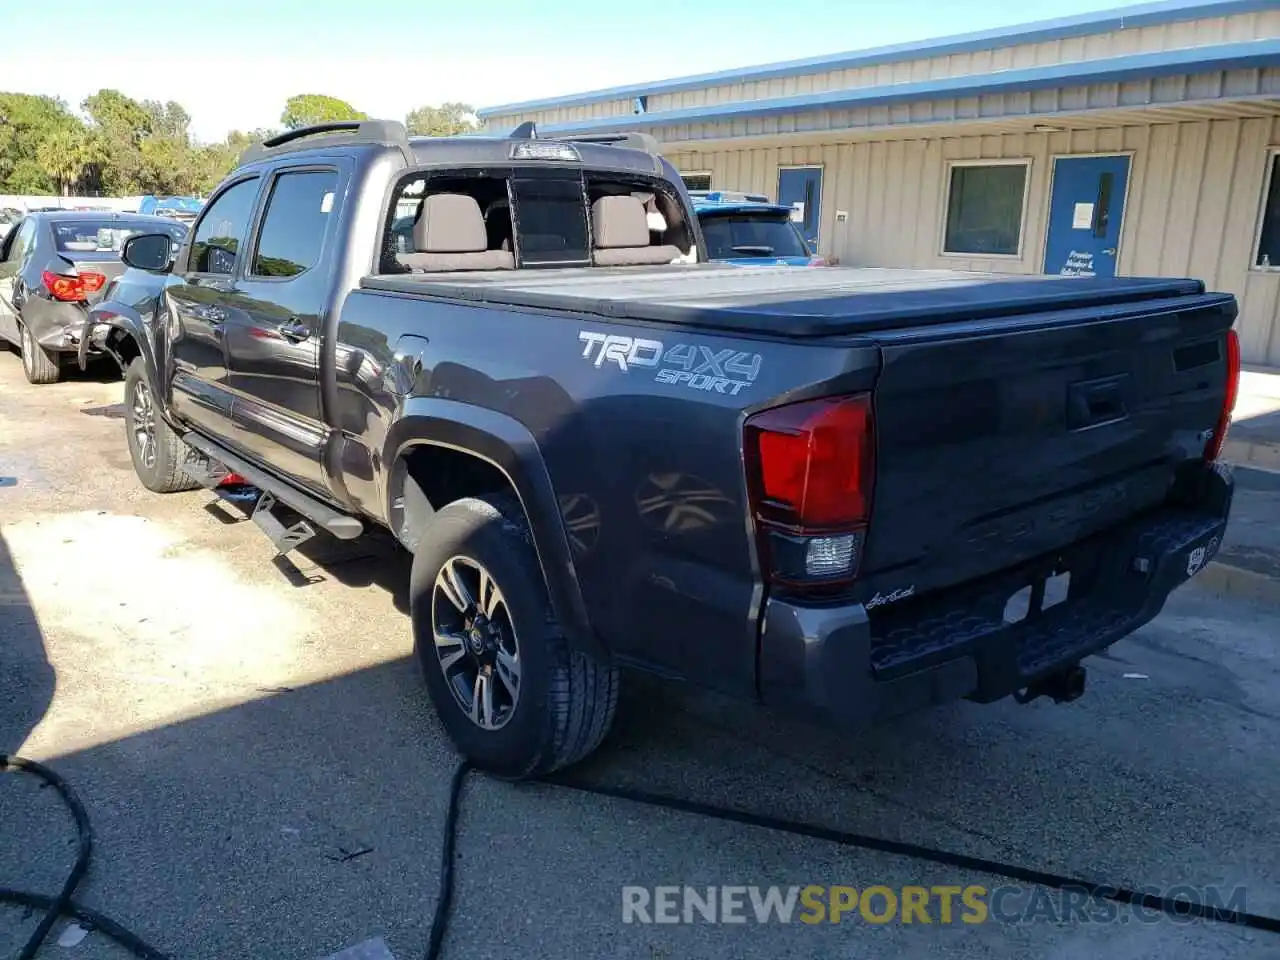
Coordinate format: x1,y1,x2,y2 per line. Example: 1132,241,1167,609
414,194,488,253
591,195,650,249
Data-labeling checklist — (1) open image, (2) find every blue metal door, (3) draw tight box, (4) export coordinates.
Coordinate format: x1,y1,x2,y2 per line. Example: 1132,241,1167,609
777,167,823,249
1043,155,1130,278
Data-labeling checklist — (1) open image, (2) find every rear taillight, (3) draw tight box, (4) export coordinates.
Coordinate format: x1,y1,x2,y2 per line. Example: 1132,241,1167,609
42,270,106,302
744,393,875,591
1203,328,1241,462
807,257,829,267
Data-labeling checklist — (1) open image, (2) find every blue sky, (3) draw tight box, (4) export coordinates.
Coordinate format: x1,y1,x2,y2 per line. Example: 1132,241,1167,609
0,0,1140,142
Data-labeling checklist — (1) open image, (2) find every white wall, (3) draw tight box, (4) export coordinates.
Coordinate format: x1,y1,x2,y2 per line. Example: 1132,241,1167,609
0,195,141,213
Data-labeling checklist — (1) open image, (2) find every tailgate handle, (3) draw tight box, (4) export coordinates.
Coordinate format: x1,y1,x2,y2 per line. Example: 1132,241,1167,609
1067,375,1128,430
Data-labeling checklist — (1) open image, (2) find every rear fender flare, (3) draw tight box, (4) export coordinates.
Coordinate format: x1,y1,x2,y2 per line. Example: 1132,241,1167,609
384,398,605,661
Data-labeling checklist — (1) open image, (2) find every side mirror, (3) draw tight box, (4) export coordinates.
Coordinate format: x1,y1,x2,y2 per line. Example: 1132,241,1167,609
122,232,175,273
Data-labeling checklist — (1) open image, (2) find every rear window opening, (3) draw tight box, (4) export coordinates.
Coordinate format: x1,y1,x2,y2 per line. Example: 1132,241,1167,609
52,220,185,255
378,166,697,275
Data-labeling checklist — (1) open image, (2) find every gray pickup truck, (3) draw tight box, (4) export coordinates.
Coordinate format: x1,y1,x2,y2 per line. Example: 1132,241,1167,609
86,119,1241,778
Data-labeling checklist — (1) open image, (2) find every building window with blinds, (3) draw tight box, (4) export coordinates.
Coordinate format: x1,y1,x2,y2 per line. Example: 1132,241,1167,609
942,160,1031,258
1255,151,1280,270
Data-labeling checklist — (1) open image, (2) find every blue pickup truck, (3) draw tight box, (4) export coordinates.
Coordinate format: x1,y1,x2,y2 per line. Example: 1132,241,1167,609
692,191,826,267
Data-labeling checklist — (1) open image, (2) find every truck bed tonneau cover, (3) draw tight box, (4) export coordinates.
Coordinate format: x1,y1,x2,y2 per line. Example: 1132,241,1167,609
361,265,1206,338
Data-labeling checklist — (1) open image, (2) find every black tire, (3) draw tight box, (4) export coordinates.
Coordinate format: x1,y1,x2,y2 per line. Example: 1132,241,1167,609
410,494,619,779
19,321,60,384
123,356,201,493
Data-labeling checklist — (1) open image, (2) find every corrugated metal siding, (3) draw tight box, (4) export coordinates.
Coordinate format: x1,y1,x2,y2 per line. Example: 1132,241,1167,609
653,10,1280,112
482,9,1280,129
609,70,1280,146
669,116,1280,365
483,97,637,132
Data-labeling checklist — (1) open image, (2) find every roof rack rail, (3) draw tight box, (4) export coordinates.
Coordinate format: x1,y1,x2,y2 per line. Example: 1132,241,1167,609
239,120,410,165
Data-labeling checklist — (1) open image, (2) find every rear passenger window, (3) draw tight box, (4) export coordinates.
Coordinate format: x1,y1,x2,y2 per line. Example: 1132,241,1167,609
3,219,36,263
251,170,339,278
190,178,259,275
509,177,590,266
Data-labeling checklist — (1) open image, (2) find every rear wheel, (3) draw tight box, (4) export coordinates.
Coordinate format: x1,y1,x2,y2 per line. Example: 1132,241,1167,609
19,321,60,384
123,356,201,493
410,494,619,779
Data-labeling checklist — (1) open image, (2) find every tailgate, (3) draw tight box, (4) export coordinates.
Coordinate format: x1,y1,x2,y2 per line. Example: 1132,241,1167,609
858,293,1236,599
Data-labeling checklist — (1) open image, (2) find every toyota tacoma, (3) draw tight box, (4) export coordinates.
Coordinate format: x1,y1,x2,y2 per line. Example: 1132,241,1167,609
86,119,1241,778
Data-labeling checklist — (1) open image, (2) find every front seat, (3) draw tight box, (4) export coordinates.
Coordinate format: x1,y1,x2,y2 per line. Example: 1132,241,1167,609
590,195,682,266
396,194,515,272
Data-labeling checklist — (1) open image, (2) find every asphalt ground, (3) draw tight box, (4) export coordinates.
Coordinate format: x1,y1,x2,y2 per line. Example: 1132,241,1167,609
2,351,1278,959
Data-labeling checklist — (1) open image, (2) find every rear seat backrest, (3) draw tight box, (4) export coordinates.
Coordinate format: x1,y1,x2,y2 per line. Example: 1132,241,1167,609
397,193,514,272
590,195,682,266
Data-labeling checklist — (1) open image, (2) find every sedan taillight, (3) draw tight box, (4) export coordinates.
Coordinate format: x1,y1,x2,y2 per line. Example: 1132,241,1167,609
42,270,106,302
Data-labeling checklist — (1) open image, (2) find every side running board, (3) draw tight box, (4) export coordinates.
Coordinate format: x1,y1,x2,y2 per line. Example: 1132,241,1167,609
181,432,365,545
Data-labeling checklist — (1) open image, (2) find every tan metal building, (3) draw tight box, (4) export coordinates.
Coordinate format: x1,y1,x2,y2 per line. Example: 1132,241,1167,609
478,0,1280,365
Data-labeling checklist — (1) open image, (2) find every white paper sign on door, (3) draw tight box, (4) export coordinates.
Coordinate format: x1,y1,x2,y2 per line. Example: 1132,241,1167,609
1072,202,1094,229
790,202,804,223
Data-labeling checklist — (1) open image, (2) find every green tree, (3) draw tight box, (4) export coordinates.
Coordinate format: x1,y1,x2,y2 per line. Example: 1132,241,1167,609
82,89,153,143
0,93,81,193
280,94,367,130
143,100,191,141
4,158,55,195
37,128,94,194
405,102,477,137
81,88,156,193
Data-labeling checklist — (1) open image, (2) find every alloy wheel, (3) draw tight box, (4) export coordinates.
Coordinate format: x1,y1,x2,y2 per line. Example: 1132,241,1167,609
431,555,521,730
20,324,33,377
131,379,157,470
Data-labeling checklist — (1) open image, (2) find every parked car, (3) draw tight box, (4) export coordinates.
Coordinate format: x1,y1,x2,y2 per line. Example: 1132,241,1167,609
688,189,771,204
694,194,827,266
0,211,187,383
137,195,204,223
0,208,23,241
88,119,1240,781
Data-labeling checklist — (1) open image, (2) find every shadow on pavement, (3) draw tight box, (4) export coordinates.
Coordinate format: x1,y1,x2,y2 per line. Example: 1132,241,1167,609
0,528,55,755
0,591,1276,959
199,490,413,614
1232,406,1280,441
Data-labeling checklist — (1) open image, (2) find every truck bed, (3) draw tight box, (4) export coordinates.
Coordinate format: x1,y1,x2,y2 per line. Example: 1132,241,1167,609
362,264,1205,337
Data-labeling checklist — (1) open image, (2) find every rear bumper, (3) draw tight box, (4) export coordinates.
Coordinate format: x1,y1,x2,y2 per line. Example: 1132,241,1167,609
26,301,90,353
758,462,1235,728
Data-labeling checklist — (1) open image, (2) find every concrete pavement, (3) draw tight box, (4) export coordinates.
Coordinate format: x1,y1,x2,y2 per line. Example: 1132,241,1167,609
1,352,1278,960
1200,365,1280,607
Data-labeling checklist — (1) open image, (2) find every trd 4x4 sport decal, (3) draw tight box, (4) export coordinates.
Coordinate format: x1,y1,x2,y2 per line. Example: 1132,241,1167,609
577,331,763,396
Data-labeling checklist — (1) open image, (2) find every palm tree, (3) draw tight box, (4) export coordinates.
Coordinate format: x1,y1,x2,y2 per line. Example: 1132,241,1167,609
36,128,97,195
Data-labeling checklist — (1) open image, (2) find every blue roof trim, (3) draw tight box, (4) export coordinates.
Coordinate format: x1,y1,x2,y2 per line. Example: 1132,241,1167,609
478,0,1273,117
526,38,1280,135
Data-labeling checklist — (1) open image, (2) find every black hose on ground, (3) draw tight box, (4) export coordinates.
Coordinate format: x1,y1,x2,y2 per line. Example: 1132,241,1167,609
4,754,1280,960
425,764,1280,957
0,755,169,960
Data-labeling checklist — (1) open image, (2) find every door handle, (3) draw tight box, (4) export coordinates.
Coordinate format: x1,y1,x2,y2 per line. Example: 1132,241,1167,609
1102,248,1117,255
279,319,312,343
1068,375,1128,430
